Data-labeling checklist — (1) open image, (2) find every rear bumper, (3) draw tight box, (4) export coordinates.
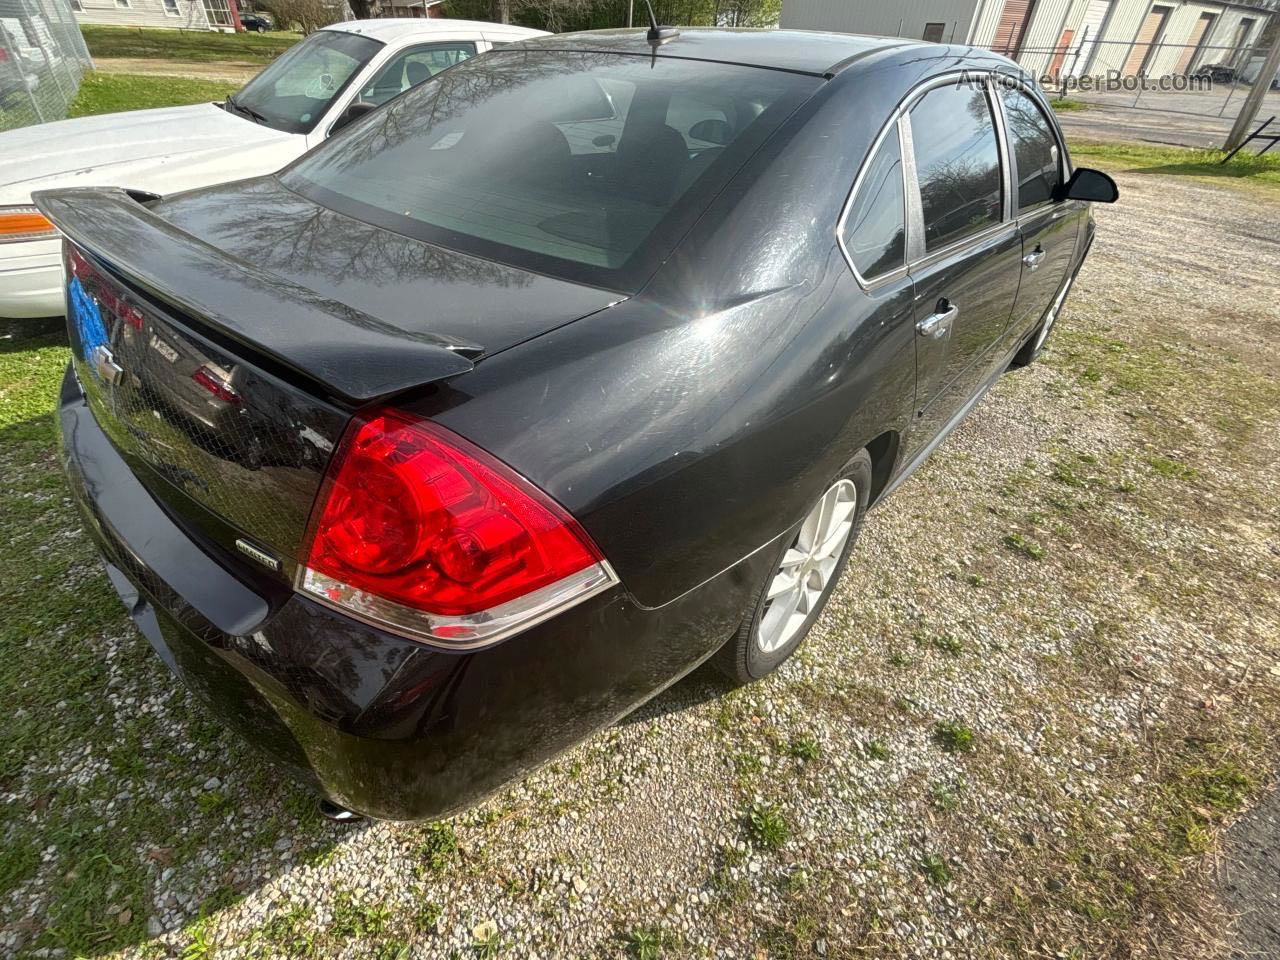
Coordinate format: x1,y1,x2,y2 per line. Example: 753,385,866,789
0,237,62,319
57,363,763,820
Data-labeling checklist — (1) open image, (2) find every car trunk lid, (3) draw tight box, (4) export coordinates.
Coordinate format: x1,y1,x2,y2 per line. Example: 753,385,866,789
36,185,618,576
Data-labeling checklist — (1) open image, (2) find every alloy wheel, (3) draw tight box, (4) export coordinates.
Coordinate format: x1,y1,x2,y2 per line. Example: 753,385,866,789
755,479,857,654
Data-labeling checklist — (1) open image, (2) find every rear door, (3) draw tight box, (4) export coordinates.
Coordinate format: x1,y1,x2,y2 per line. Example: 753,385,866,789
902,75,1023,454
996,79,1079,344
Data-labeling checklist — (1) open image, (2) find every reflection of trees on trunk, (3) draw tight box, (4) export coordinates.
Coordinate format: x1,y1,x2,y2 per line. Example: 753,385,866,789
202,180,534,290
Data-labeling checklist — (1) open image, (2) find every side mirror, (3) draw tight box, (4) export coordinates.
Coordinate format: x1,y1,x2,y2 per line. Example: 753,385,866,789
1058,167,1119,203
330,100,377,135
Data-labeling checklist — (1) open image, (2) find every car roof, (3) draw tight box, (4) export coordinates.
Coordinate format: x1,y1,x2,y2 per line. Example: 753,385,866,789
510,27,928,76
323,17,549,43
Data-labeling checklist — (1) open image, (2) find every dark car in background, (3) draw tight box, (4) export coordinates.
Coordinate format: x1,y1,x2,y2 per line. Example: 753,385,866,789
38,27,1116,821
239,11,275,32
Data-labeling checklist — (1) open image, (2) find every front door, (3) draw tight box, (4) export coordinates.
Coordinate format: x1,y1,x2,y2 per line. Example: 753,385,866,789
903,77,1023,456
997,81,1080,344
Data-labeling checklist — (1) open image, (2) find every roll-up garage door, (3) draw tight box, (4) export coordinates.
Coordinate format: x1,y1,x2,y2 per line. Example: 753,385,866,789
1175,12,1216,75
1071,0,1111,75
1124,5,1171,76
992,0,1035,58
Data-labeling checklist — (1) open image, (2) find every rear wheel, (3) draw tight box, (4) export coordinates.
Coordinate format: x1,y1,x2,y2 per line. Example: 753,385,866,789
714,450,872,685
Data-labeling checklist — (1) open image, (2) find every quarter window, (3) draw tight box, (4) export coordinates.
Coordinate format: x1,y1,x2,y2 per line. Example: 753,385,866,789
841,127,906,279
907,81,1003,252
999,84,1061,210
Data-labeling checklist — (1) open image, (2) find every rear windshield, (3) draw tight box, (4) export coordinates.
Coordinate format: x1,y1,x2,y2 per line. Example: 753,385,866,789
283,49,819,291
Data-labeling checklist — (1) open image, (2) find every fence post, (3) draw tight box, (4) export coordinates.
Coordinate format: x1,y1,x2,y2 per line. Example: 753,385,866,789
1224,29,1280,151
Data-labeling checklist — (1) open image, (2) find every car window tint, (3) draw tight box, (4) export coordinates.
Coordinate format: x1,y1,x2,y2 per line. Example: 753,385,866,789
998,84,1061,211
841,127,906,279
285,51,819,291
554,77,635,156
361,43,476,107
908,81,1003,252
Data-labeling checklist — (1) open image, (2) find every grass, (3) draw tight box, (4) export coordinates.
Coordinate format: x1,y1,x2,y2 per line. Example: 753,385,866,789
919,853,952,887
1049,97,1090,112
744,801,790,850
81,24,299,63
0,330,342,954
1072,140,1280,195
414,822,460,876
69,72,241,118
933,721,977,754
622,925,676,959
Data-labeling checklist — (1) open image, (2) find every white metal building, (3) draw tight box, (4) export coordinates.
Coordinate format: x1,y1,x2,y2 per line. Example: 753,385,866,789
779,0,1277,77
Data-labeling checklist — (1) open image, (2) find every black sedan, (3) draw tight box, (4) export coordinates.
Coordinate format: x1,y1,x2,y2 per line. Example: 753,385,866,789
38,27,1116,821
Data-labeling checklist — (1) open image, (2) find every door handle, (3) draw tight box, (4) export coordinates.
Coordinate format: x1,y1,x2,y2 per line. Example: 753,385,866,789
916,299,958,340
1023,246,1046,270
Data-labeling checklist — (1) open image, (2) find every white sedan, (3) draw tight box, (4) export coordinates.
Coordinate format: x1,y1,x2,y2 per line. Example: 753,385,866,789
0,17,546,320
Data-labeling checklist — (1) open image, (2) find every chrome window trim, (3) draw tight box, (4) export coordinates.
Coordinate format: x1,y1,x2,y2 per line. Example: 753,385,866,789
900,111,926,264
901,71,1013,271
987,75,1014,224
992,72,1074,216
906,218,1016,274
835,109,909,291
838,68,1031,289
298,560,620,651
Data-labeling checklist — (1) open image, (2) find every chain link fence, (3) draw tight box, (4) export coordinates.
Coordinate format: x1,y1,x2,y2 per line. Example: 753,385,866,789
0,0,92,133
982,33,1280,149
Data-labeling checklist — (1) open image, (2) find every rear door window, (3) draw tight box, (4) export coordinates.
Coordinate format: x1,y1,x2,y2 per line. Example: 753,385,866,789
907,80,1003,252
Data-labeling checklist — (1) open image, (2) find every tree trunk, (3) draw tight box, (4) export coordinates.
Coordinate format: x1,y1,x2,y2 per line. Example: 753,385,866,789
348,0,374,18
491,0,510,22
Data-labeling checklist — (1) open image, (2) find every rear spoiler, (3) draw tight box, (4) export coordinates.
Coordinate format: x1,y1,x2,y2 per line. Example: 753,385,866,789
34,187,481,403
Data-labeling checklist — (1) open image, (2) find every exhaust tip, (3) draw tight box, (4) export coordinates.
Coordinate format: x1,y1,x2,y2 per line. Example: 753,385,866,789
319,798,362,823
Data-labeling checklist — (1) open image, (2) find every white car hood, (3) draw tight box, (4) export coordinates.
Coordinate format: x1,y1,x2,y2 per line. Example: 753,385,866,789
0,102,304,206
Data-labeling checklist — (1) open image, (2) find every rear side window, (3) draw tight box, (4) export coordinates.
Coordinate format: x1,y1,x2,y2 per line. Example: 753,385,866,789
998,84,1062,211
840,127,906,280
907,81,1003,252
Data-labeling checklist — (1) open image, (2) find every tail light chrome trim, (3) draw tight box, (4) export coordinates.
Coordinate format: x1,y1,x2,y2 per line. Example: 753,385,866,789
297,559,619,650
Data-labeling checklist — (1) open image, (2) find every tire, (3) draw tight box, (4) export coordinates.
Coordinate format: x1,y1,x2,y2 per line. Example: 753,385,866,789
1011,270,1076,368
714,449,873,685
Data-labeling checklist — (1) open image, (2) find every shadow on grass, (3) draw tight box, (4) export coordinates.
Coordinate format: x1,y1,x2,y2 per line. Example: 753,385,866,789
0,411,351,958
0,317,65,353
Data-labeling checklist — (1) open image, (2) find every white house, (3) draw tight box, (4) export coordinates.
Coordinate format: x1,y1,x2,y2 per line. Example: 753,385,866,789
70,0,219,30
779,0,1277,77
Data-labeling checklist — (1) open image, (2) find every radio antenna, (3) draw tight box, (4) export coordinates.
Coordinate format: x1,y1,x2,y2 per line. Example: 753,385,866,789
643,0,679,43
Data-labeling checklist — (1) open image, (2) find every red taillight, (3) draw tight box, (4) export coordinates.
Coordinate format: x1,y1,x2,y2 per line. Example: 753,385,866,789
192,365,242,406
298,409,616,646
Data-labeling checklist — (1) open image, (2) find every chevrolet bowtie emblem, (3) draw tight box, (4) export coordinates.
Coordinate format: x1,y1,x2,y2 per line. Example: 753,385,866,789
91,344,123,384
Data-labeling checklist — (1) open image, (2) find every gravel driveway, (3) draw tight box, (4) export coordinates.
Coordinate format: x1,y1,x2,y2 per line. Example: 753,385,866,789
1,160,1278,960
